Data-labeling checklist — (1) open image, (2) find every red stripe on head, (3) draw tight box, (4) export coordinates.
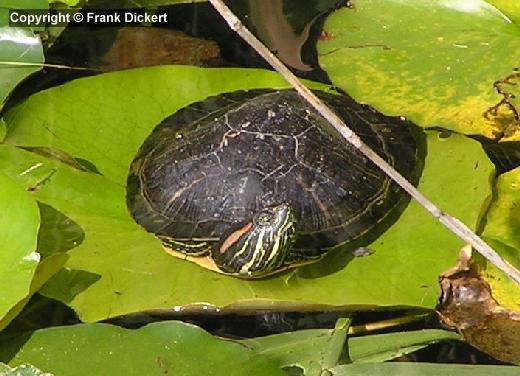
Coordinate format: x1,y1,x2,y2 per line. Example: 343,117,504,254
219,222,253,254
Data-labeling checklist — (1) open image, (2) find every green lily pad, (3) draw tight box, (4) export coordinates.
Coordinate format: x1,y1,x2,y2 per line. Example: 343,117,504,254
0,67,493,322
0,172,40,324
0,253,68,332
0,2,46,110
331,362,520,376
49,0,79,5
0,1,47,9
480,167,520,311
487,0,520,24
318,0,520,141
0,321,283,376
0,118,6,141
3,66,327,185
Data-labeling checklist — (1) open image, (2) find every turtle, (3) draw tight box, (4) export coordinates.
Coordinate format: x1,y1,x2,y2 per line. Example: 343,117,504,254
126,89,424,278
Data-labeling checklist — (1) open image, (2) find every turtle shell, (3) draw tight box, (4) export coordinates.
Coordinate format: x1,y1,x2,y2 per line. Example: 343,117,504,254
127,89,424,269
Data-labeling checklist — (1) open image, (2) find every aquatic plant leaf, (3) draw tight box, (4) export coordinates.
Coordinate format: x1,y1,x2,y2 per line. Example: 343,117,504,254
0,254,68,332
480,167,520,312
318,0,520,141
0,321,283,376
486,0,520,24
4,66,323,185
0,67,493,321
0,172,40,325
241,328,458,374
347,329,460,363
0,2,46,110
331,362,520,376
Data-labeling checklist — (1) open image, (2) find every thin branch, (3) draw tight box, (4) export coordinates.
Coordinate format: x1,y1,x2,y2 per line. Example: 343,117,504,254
208,0,520,286
0,61,100,71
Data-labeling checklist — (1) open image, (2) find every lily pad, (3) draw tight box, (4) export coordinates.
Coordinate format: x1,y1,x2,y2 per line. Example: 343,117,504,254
318,0,520,141
49,0,79,5
0,2,46,110
0,1,47,7
331,362,520,376
487,0,520,24
0,253,68,332
3,66,325,185
480,167,520,311
0,118,6,141
0,66,494,322
0,321,283,376
0,172,40,325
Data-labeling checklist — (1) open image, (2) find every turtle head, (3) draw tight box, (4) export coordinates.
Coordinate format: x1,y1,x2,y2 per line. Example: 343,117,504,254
211,204,296,277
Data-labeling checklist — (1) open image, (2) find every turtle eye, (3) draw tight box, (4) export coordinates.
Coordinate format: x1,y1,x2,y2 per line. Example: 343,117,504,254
254,204,291,227
255,211,275,226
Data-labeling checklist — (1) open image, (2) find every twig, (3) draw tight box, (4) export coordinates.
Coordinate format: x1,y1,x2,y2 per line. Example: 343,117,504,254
0,61,99,71
208,0,520,286
348,311,431,335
